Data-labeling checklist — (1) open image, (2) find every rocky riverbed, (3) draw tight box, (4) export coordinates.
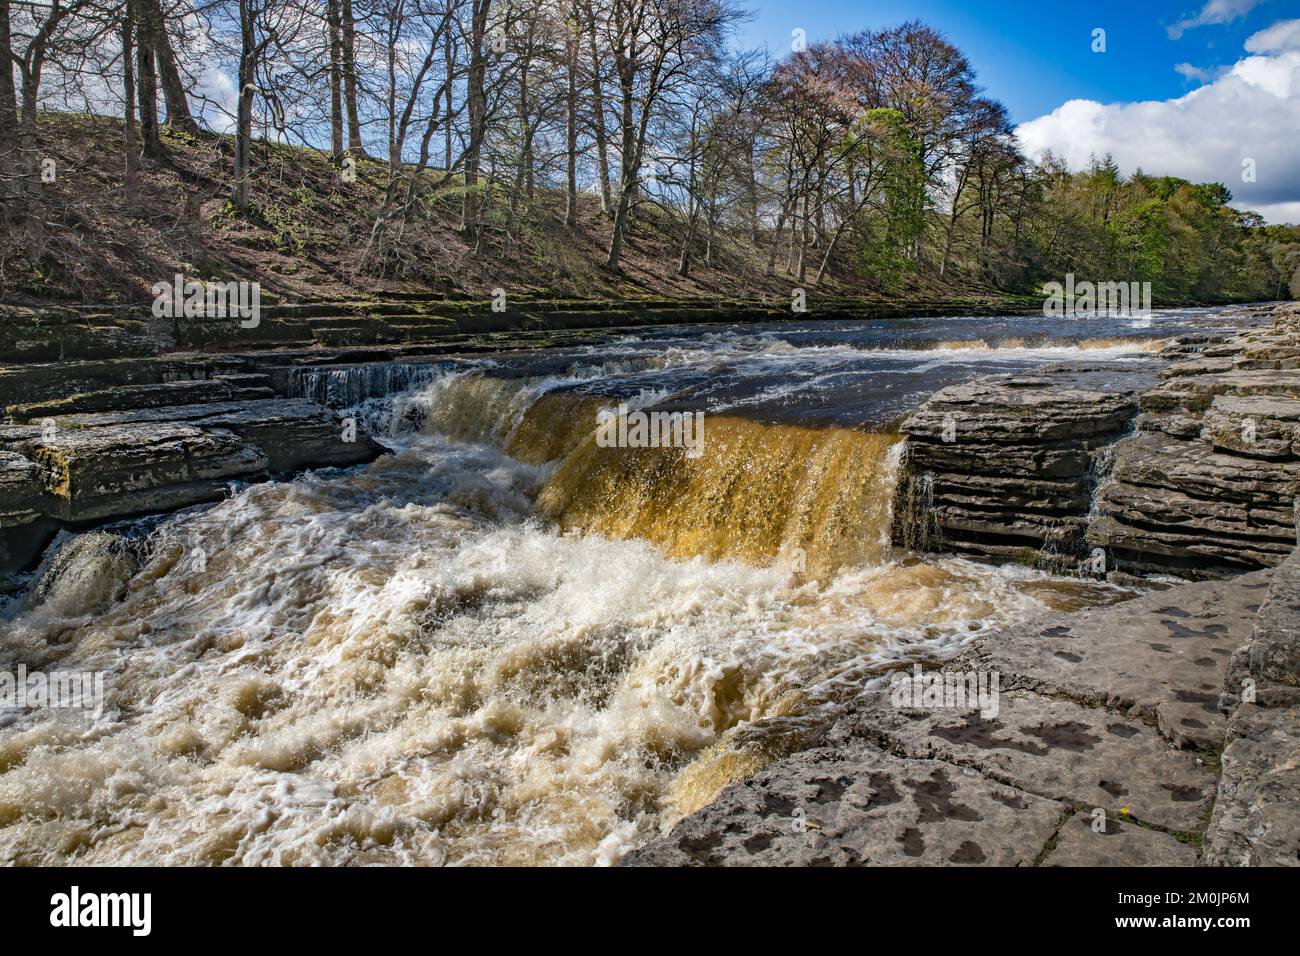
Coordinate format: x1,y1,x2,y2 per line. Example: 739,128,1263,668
628,303,1300,866
0,299,1295,866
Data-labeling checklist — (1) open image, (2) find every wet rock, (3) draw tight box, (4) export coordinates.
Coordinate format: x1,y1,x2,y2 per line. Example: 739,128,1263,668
1041,812,1199,866
0,450,46,514
11,420,267,523
0,451,57,575
620,742,1065,866
632,569,1278,865
0,400,381,568
25,529,142,616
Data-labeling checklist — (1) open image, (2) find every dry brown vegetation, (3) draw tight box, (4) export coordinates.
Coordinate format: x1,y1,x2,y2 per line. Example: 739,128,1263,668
1,114,902,306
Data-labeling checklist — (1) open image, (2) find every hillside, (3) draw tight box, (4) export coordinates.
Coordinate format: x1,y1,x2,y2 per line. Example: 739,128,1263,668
1,114,914,307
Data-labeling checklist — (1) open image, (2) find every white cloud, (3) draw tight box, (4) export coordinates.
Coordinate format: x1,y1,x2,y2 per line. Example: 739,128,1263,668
1016,19,1300,224
1168,0,1265,39
1174,62,1217,83
1252,200,1300,222
1245,17,1300,52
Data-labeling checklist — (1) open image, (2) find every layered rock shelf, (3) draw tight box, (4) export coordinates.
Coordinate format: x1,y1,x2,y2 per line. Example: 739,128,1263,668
894,302,1300,580
0,296,1042,364
0,378,381,575
1090,305,1300,577
625,553,1299,866
891,364,1153,570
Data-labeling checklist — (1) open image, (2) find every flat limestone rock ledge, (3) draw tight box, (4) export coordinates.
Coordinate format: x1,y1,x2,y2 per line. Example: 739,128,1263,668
620,742,1067,866
0,354,254,411
1041,812,1199,867
626,565,1292,866
965,570,1272,750
843,689,1216,832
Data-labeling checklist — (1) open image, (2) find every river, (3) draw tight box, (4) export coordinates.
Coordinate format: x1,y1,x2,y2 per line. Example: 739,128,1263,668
0,304,1269,865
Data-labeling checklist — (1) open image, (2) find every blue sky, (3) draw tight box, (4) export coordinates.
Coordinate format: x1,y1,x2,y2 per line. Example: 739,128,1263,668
732,1,1300,222
734,0,1286,121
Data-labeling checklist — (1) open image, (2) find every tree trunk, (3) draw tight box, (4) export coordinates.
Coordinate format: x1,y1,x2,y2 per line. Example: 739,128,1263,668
765,197,791,276
232,0,255,211
460,0,489,237
746,153,759,244
564,11,578,227
327,0,345,160
786,194,801,273
17,58,42,206
939,165,969,279
797,196,810,282
584,3,611,216
443,36,454,170
135,2,162,157
146,0,195,132
678,195,700,277
0,0,18,212
604,70,641,270
815,217,854,284
0,0,14,126
122,4,138,200
677,119,700,277
342,0,363,155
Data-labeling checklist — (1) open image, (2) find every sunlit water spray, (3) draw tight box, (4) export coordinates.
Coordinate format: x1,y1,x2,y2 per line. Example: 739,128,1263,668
1,314,1232,865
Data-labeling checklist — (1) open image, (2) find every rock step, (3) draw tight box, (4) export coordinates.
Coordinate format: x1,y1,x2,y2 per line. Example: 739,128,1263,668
1090,308,1300,578
0,355,256,412
6,378,276,422
0,399,382,573
892,302,1300,579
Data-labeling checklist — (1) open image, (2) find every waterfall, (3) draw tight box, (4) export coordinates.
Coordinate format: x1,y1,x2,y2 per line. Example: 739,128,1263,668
287,361,451,408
